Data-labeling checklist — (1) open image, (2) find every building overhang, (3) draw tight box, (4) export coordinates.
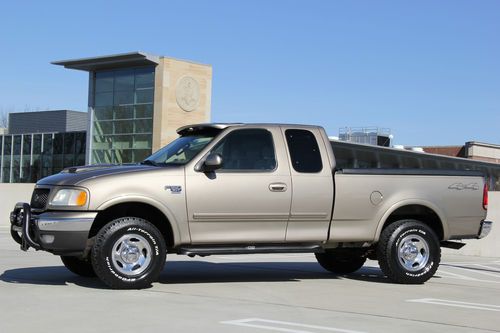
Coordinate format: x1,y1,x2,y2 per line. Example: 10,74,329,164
51,52,160,71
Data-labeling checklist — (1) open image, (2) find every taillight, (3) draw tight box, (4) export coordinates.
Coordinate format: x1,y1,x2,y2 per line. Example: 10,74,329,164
483,183,489,210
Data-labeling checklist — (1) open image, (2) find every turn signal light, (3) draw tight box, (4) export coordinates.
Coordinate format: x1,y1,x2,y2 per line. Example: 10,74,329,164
76,191,88,206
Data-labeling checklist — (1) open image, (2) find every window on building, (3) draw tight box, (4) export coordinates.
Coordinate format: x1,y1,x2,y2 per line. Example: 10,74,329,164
31,134,42,182
1,136,10,183
21,135,32,182
12,136,22,182
0,131,86,183
4,136,13,180
92,66,155,164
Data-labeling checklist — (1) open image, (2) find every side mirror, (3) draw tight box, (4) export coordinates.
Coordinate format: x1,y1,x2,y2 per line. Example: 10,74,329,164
203,153,223,172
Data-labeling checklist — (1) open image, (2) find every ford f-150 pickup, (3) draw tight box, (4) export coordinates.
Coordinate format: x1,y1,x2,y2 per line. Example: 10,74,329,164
10,123,492,289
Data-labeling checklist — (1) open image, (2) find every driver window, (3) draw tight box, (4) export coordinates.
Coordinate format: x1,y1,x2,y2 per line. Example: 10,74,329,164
211,129,276,171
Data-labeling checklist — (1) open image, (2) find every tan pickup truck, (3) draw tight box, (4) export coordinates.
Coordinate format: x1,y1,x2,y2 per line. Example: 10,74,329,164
10,123,492,289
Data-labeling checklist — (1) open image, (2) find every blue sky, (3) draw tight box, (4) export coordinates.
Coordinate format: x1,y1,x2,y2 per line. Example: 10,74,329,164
0,0,498,146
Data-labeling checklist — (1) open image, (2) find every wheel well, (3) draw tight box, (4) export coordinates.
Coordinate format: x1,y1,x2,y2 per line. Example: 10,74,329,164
382,205,444,240
89,202,174,248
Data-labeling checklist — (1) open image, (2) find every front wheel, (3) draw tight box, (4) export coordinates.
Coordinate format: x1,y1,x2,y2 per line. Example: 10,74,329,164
91,217,166,289
377,219,440,284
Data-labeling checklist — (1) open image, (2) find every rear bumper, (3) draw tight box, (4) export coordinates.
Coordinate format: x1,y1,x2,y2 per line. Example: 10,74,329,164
10,202,96,254
477,220,493,239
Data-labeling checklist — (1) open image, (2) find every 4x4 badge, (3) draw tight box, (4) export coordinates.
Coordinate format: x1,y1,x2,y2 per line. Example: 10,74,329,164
164,186,182,194
448,183,479,191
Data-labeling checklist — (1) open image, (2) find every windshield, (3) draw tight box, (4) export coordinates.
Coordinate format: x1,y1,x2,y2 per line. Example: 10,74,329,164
142,132,217,166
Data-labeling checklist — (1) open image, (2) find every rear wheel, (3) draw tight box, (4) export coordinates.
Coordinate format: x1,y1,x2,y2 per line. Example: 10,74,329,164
377,219,440,284
315,251,366,274
91,217,166,289
61,256,96,277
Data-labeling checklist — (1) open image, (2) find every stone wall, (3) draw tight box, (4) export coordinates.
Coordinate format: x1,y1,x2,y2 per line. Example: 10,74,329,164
152,57,212,152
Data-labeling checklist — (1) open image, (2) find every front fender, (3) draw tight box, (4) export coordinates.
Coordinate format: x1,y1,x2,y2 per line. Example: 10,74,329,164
96,195,183,246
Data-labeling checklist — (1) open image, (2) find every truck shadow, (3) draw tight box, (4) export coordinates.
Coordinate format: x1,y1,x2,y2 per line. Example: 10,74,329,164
158,261,389,284
0,266,107,289
0,261,389,288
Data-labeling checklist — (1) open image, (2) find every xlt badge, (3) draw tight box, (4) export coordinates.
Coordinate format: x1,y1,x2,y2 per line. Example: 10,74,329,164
164,186,182,194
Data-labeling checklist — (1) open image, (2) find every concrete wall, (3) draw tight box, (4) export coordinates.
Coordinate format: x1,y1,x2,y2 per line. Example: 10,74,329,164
1,184,499,257
0,183,35,226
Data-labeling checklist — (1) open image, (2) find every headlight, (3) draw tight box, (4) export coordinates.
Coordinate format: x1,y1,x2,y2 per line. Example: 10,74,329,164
50,189,88,207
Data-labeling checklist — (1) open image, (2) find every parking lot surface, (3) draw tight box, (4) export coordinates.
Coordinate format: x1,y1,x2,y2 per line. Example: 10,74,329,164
1,229,499,333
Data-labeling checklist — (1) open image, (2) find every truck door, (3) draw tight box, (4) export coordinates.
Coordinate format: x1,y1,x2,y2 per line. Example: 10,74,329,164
185,127,292,243
281,127,334,242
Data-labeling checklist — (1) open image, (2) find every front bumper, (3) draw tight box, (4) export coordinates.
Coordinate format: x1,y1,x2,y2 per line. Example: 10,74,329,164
10,202,96,254
477,220,493,239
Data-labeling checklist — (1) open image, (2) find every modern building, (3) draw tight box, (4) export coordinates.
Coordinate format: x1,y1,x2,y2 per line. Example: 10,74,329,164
8,110,87,134
421,142,500,165
52,52,212,165
0,110,87,183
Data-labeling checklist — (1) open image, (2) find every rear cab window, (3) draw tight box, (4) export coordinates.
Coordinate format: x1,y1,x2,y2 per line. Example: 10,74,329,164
285,129,323,173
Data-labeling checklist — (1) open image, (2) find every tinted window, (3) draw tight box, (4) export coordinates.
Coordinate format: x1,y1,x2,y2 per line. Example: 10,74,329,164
285,129,322,173
212,129,276,171
92,67,154,164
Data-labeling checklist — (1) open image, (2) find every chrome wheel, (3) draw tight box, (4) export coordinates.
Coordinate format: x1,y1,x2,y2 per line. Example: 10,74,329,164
111,234,152,277
398,234,429,272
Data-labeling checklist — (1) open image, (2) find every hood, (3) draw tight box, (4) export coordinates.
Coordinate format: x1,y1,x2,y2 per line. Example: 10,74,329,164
37,164,172,186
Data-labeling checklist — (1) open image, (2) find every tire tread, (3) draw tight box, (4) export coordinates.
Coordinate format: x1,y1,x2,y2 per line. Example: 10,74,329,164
377,219,440,284
91,217,166,289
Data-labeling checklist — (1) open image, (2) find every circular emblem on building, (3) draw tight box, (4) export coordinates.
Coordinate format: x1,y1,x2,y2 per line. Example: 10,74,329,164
176,76,200,112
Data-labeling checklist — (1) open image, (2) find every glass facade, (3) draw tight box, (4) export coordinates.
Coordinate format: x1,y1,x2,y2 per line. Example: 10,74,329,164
0,132,86,183
92,67,154,164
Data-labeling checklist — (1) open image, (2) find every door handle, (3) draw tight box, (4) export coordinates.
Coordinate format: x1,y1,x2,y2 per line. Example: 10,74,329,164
269,183,287,192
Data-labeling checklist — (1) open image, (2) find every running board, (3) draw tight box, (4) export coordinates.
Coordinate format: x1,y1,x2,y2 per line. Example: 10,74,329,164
178,244,323,257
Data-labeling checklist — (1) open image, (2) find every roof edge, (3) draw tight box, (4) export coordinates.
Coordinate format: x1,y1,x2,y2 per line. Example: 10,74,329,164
52,51,160,71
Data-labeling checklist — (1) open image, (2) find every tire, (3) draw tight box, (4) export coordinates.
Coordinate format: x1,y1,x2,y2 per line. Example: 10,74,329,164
377,219,440,284
315,251,367,274
91,217,166,289
61,256,96,277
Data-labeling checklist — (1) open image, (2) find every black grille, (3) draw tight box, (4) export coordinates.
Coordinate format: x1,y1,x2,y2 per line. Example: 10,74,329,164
30,189,50,210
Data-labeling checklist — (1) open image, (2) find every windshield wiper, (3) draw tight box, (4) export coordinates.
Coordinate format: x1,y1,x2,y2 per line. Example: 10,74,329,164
140,159,159,167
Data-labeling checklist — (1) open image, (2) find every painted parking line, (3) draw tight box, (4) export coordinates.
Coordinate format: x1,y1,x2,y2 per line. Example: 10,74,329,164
221,318,367,333
442,264,500,278
437,261,500,283
470,263,500,272
407,299,500,312
441,260,500,266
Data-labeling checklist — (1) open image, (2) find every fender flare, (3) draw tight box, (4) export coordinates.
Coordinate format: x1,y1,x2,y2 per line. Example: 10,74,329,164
374,199,449,242
96,195,182,246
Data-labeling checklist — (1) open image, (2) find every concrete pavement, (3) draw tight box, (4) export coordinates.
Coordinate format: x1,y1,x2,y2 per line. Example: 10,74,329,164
1,230,499,333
